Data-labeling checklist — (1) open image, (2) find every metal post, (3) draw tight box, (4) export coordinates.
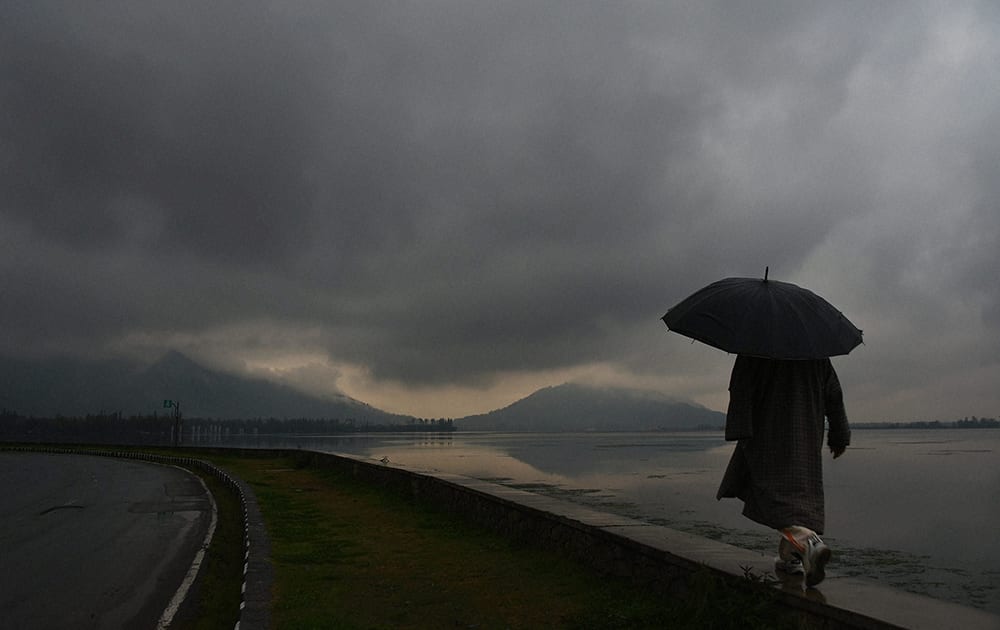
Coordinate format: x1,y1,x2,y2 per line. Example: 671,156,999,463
174,400,182,447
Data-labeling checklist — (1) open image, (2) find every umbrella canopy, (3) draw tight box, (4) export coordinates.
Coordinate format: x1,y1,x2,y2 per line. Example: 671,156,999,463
662,274,863,359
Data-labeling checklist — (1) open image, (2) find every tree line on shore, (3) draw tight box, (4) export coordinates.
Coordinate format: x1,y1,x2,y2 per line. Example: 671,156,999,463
2,408,996,445
0,409,455,445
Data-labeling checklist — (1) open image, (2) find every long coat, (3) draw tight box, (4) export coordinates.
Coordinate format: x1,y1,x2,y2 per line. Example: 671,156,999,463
716,355,850,533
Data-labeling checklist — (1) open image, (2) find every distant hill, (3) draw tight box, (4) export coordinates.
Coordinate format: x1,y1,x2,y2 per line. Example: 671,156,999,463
455,383,724,432
0,351,402,423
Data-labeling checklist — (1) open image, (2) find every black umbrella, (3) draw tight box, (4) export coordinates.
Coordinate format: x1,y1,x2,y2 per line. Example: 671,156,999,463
662,269,863,359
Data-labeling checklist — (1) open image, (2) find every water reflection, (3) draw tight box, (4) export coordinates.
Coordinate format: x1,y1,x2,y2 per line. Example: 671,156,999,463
210,429,999,613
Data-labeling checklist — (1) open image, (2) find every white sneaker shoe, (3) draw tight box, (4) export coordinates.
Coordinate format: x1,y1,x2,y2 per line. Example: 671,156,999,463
802,533,831,587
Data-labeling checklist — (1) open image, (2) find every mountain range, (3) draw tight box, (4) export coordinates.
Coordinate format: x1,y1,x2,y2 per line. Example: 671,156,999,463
0,351,724,431
0,351,401,423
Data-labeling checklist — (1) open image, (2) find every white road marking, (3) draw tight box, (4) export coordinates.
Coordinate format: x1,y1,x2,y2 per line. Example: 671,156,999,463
156,469,218,629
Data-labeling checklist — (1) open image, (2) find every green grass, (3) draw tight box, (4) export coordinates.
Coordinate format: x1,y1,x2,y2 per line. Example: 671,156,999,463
194,452,797,630
161,459,245,630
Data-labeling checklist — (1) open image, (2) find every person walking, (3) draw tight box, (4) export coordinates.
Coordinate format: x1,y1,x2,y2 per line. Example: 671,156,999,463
715,354,850,587
662,272,862,587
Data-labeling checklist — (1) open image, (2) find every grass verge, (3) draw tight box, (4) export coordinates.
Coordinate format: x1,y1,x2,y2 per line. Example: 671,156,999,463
160,457,245,630
187,451,795,630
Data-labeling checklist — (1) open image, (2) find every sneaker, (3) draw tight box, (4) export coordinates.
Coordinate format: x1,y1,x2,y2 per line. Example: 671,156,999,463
802,534,831,587
774,556,804,575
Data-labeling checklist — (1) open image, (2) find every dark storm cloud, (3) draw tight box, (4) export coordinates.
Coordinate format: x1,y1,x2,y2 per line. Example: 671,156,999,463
2,1,999,419
0,1,722,372
1,1,324,264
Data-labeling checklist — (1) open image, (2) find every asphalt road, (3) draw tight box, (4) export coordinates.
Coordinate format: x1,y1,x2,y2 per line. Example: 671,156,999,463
0,452,213,629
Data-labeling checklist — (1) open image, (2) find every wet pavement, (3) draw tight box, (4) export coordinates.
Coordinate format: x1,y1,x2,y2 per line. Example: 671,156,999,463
0,452,212,629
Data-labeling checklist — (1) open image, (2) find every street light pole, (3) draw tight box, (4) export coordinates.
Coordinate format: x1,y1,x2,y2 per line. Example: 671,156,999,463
164,399,182,446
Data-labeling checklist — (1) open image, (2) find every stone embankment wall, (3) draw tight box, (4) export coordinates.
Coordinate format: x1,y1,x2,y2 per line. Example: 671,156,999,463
247,447,1000,630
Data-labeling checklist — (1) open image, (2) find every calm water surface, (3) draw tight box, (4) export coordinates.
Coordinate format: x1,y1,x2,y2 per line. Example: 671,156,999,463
208,429,1000,612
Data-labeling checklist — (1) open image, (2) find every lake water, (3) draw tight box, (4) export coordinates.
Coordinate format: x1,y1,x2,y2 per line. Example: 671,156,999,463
203,428,1000,613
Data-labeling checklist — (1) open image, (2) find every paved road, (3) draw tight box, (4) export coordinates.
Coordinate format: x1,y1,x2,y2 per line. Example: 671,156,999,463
0,452,213,629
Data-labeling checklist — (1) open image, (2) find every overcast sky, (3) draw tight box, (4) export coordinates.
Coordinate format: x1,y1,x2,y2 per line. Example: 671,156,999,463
2,1,998,421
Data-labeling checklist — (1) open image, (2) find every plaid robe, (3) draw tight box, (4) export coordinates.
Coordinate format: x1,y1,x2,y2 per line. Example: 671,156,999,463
716,355,850,533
